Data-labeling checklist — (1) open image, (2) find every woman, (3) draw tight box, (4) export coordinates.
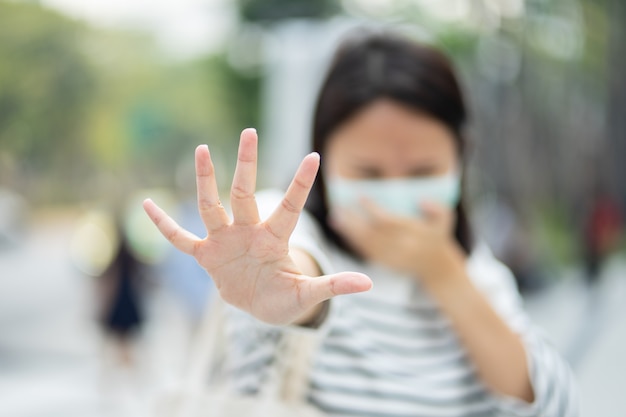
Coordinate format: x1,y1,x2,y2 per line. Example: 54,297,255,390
144,31,577,416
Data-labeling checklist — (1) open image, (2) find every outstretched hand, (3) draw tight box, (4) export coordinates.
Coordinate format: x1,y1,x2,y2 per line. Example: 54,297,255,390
143,128,372,325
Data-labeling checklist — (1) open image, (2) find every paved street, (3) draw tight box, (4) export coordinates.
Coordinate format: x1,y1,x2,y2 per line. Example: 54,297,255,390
0,215,624,417
0,214,192,417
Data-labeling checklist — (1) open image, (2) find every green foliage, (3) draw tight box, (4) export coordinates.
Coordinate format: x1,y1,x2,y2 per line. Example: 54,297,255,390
433,28,479,60
532,202,579,267
0,2,94,183
0,1,260,203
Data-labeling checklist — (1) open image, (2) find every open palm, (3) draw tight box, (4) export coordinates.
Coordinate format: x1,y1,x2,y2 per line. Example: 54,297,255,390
143,128,371,325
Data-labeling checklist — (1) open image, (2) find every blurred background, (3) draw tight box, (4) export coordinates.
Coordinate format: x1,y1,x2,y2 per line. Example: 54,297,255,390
0,0,624,416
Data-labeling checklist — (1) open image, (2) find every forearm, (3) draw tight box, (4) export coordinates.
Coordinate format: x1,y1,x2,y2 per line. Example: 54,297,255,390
423,253,534,403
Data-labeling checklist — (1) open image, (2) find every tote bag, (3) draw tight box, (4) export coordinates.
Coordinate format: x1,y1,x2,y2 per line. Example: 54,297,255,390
154,297,327,417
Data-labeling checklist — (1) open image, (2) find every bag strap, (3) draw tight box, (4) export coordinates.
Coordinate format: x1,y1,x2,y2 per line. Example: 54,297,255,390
175,295,226,417
278,331,319,403
279,301,329,403
177,296,319,413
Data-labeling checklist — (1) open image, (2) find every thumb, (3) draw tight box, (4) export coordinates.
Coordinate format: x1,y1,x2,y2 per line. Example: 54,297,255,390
303,272,372,306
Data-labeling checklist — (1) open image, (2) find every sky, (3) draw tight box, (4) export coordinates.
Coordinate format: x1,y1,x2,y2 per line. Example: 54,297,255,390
31,0,530,60
36,0,237,59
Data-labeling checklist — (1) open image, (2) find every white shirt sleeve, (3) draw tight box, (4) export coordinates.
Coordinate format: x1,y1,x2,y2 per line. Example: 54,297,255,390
467,244,579,417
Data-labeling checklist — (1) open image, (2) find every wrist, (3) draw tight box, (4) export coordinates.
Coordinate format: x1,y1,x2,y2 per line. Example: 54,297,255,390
418,242,467,291
292,300,329,328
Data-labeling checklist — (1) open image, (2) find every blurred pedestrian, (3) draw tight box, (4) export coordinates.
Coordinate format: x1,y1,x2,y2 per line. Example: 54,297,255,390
145,30,577,416
566,184,624,368
583,185,623,285
97,225,146,367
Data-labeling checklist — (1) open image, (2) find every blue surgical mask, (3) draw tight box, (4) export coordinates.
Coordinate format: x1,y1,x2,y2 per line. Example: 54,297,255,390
326,173,461,217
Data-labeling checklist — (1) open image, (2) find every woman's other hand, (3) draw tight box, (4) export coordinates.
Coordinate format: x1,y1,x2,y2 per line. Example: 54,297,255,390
330,198,465,286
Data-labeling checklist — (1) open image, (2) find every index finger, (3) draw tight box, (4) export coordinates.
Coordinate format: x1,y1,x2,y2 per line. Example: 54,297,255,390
265,152,319,240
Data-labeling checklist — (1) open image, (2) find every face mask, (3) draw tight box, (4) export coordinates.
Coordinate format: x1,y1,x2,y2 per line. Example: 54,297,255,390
326,173,461,218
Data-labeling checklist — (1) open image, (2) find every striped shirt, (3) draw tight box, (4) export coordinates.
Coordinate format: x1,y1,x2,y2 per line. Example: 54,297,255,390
223,190,578,417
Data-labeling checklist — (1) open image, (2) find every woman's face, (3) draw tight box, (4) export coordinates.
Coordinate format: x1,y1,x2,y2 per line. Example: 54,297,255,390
323,99,458,181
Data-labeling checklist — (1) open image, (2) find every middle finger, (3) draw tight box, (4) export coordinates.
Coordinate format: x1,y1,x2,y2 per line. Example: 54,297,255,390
196,144,230,232
230,128,260,225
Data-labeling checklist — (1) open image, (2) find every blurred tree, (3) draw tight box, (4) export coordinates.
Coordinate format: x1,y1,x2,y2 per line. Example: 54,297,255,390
0,1,95,202
0,1,260,203
127,53,261,191
0,0,620,258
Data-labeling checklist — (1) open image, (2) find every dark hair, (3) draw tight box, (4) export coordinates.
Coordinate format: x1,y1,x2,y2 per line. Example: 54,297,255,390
304,30,474,255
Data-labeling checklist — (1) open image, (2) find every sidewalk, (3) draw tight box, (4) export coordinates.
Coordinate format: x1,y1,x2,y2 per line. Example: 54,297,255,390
523,256,626,417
